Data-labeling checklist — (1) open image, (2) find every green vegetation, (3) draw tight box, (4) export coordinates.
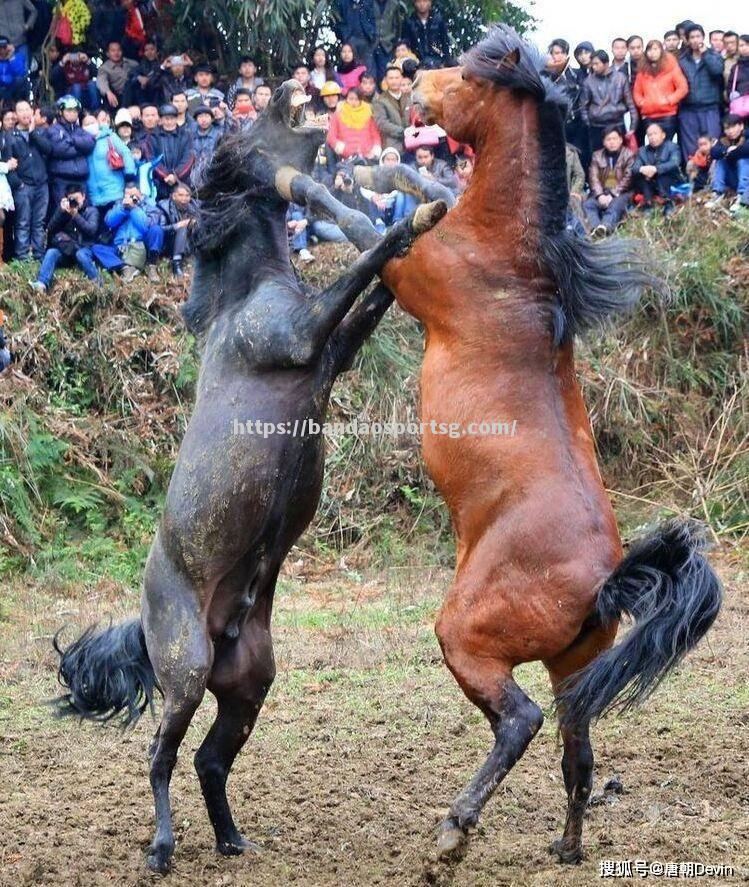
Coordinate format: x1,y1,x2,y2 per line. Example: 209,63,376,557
1,207,747,594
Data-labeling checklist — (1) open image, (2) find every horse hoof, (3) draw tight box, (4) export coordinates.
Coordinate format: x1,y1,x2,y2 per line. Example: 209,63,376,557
548,838,583,864
147,846,172,875
217,836,263,856
413,200,448,234
436,821,467,860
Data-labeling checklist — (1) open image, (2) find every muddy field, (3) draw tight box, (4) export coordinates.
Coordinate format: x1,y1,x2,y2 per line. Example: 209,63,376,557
1,558,747,887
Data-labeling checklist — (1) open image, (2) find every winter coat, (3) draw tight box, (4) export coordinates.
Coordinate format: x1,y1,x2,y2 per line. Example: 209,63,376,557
418,157,456,192
633,54,689,119
2,127,49,188
46,120,95,181
0,160,13,210
0,50,25,86
373,0,399,52
371,89,411,150
0,0,37,46
191,125,221,181
679,49,724,108
710,132,749,163
335,63,368,96
327,103,381,158
726,58,749,98
105,201,151,246
152,126,195,184
548,64,582,120
334,0,377,45
154,195,198,230
158,72,191,104
633,140,682,177
59,59,96,86
47,204,100,250
580,68,638,130
588,147,635,197
226,75,264,107
86,126,136,207
401,9,451,68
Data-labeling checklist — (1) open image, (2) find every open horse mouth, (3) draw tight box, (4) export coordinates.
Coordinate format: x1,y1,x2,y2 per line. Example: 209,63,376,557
288,80,312,129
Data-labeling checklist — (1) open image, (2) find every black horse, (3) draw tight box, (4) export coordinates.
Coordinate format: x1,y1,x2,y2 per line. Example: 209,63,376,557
54,80,446,874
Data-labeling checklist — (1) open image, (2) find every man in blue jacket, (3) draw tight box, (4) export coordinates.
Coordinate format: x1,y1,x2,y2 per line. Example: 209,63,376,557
2,98,50,260
46,95,95,205
0,35,27,103
678,24,725,162
335,0,377,75
633,122,683,216
92,183,162,282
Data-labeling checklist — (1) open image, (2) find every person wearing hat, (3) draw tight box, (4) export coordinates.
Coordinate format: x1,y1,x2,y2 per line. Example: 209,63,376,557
0,35,28,105
152,102,194,199
186,63,225,113
191,104,220,180
114,108,134,149
97,41,138,110
46,94,95,206
319,79,342,112
226,55,264,107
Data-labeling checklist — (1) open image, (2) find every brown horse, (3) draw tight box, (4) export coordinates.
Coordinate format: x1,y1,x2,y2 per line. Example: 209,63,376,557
356,27,721,863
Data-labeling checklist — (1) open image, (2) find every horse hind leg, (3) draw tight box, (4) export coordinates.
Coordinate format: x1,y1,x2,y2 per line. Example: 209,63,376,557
435,610,544,859
142,549,213,873
195,603,276,855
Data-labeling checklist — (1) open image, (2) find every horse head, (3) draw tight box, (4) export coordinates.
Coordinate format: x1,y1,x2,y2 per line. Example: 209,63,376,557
253,79,327,175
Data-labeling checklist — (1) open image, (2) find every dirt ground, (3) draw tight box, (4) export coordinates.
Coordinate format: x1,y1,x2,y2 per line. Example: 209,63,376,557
1,557,747,887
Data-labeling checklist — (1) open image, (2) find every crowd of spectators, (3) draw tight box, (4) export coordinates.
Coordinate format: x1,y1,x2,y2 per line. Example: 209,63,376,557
0,3,746,291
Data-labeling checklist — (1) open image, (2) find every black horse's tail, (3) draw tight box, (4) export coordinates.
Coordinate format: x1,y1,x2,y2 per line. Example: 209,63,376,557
53,618,157,726
557,520,722,728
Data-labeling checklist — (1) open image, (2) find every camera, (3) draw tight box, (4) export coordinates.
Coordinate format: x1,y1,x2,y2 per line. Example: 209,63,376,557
341,174,353,187
131,195,141,205
67,196,79,209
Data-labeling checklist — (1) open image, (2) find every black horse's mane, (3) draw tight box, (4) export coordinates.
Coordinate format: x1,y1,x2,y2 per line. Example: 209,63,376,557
462,26,661,344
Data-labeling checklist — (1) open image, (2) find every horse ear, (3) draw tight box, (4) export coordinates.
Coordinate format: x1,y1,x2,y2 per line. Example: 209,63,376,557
497,48,521,71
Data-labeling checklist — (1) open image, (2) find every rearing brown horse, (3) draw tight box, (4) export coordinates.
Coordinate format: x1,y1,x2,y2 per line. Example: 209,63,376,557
357,27,721,863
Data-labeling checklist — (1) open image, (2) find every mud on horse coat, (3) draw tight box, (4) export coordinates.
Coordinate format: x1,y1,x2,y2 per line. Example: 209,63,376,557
52,80,446,874
356,26,722,865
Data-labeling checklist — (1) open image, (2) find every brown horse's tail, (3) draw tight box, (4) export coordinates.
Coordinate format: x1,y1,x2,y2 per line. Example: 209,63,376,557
52,618,157,726
556,520,721,728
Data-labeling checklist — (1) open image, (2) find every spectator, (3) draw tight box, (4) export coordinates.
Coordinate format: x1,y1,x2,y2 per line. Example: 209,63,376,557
358,71,377,102
1,106,15,131
3,98,48,260
308,47,336,109
327,86,381,161
186,63,224,113
414,144,456,191
585,125,634,235
633,122,682,216
547,39,588,168
0,149,14,262
228,88,256,131
158,54,193,105
114,107,134,147
318,80,342,125
709,30,724,54
0,36,28,105
46,95,95,205
580,50,638,153
611,38,631,81
334,0,377,76
373,0,400,83
286,203,315,263
54,49,98,111
0,309,10,368
723,32,739,86
678,24,724,162
372,64,410,153
129,39,162,105
402,0,451,69
93,183,160,282
454,152,474,194
0,0,35,71
707,113,749,212
191,105,220,179
226,55,264,107
252,83,272,113
726,36,749,116
565,143,587,232
626,35,644,86
686,134,714,192
573,41,594,81
134,102,159,159
81,110,136,215
334,44,367,96
664,31,681,57
152,103,194,199
30,185,100,292
633,40,688,142
151,180,197,276
170,91,194,132
97,41,138,110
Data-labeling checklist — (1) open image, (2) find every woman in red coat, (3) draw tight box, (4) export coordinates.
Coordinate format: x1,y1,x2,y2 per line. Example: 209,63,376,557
633,40,689,141
327,88,382,161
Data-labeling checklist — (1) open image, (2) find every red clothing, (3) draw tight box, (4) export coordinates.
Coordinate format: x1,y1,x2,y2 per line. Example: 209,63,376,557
327,104,381,158
633,54,689,119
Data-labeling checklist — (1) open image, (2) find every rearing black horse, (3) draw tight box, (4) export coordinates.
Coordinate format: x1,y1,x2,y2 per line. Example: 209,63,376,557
54,80,446,874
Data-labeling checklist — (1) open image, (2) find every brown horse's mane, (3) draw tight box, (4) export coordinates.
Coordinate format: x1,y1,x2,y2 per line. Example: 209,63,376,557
461,27,663,345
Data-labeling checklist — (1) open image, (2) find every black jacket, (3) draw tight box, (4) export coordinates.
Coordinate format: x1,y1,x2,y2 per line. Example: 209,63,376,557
47,204,100,251
152,126,195,183
633,140,682,178
153,196,199,230
2,127,51,188
401,9,451,68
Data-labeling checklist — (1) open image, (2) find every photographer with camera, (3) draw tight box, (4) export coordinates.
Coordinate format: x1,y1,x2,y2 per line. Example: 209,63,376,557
30,185,101,293
55,49,99,111
93,183,161,283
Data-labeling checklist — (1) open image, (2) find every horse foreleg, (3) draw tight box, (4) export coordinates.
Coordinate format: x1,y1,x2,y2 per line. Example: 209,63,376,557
142,547,212,873
354,163,457,209
324,283,394,379
195,608,276,855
